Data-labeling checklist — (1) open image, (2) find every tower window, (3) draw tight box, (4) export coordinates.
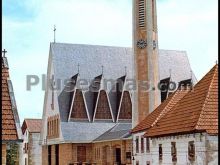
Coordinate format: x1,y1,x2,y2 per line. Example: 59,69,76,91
152,0,155,30
138,0,145,28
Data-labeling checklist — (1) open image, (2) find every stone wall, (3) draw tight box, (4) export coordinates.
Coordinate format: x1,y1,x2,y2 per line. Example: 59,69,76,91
29,133,42,165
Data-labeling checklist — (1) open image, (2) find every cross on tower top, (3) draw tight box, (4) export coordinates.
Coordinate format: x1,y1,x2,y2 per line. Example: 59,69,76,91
2,49,7,57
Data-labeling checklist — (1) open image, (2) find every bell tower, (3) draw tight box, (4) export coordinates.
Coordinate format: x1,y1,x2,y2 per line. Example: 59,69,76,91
132,0,161,127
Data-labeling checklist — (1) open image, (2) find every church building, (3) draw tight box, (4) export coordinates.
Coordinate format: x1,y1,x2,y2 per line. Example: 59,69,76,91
40,0,197,165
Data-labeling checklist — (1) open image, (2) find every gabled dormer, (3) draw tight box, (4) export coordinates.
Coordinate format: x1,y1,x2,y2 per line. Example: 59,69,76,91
68,74,90,122
92,74,114,122
116,75,132,122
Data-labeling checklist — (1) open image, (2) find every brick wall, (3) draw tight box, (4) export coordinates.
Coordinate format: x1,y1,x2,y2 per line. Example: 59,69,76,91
2,144,6,165
42,145,48,165
93,140,132,165
42,140,131,165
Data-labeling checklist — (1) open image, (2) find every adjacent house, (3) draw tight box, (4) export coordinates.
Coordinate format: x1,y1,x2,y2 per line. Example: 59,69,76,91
20,119,42,165
2,51,22,165
131,64,218,165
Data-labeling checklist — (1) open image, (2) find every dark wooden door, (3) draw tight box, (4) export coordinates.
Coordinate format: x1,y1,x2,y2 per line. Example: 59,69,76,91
115,148,121,165
77,146,86,163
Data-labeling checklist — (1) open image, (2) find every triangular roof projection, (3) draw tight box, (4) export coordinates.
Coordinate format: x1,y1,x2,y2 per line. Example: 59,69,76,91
2,55,22,142
93,90,113,121
117,91,132,121
145,64,218,137
69,89,89,121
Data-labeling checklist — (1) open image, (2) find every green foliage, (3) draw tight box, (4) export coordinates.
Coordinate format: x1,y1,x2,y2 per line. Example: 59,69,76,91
6,143,19,165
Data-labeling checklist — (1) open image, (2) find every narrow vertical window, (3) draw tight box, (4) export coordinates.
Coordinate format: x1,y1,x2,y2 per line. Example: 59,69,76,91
171,142,177,162
141,137,144,153
54,119,56,136
25,158,27,165
159,144,162,161
188,141,195,161
139,0,145,28
146,138,150,152
57,118,59,137
51,75,55,110
47,121,49,136
136,137,139,153
152,0,155,30
136,161,139,165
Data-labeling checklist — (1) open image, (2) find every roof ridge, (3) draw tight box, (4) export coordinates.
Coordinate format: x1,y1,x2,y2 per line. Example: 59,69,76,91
195,64,218,130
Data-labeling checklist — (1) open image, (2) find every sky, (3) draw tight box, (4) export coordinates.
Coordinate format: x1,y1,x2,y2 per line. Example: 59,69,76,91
2,0,218,122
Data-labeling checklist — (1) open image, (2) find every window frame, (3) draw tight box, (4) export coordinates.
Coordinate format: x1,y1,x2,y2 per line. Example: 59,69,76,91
188,141,195,161
159,144,162,161
136,136,139,153
171,142,177,162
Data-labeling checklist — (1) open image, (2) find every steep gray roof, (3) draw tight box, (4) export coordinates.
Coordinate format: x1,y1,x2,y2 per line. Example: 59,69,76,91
94,123,132,142
51,43,134,95
51,43,196,93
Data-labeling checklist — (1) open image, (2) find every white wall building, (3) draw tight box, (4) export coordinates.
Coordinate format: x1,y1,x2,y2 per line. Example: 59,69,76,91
132,132,218,165
20,119,42,165
132,64,218,165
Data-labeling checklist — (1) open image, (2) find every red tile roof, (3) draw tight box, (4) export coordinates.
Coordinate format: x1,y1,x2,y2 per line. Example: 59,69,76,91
131,89,189,133
21,119,42,134
2,66,18,141
145,64,218,137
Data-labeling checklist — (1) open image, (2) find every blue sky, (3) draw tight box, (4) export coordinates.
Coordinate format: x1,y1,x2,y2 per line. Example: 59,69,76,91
2,0,218,122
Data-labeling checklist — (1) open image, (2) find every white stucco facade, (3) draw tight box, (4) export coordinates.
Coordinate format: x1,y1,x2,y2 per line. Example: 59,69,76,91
19,130,42,165
132,132,218,165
